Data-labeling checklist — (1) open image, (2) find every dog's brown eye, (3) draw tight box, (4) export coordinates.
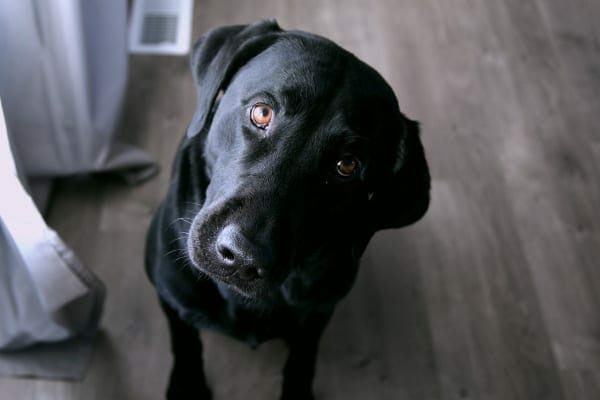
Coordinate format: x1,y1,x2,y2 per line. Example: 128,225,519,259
336,156,359,177
250,104,273,129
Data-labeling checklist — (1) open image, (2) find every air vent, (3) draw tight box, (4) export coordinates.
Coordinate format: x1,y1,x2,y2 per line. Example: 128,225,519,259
141,14,178,44
129,0,193,55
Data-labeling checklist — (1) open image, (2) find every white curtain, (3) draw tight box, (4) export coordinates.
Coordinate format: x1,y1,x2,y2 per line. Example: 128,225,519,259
0,0,156,181
0,98,105,378
0,0,154,379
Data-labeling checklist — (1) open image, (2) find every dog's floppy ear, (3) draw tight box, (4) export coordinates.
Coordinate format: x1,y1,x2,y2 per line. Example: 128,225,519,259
186,20,283,138
368,117,431,231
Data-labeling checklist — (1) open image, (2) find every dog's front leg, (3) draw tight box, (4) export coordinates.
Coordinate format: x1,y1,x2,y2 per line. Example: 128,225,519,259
160,300,211,400
280,312,332,400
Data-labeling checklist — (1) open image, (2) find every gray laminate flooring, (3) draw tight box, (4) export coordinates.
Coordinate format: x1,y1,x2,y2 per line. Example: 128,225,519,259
2,0,599,399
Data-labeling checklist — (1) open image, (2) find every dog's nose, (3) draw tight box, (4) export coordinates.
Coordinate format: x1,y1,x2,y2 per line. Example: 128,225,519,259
215,225,270,280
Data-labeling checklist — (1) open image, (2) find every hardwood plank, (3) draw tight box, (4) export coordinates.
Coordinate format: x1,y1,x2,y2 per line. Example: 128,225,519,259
481,1,600,398
387,0,567,398
478,0,599,391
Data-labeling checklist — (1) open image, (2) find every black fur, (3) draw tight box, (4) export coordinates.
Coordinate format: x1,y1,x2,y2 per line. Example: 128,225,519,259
145,20,430,399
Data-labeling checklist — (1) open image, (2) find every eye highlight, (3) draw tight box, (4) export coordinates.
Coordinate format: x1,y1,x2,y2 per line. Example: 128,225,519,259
250,103,273,129
336,156,359,177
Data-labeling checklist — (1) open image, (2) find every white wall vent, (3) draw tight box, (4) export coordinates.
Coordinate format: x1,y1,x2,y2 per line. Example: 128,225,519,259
128,0,193,55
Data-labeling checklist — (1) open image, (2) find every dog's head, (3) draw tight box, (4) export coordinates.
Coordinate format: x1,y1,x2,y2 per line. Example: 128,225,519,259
183,21,430,300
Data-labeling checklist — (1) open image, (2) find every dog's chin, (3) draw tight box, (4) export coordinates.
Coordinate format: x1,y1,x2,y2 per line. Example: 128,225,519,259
219,278,265,299
189,262,269,299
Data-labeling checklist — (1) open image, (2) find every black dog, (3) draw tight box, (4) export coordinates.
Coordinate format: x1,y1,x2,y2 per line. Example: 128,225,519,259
145,20,430,400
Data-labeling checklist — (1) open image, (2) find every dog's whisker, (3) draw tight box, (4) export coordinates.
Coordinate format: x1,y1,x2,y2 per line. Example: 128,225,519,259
163,248,180,257
166,218,194,232
166,232,191,248
184,201,205,211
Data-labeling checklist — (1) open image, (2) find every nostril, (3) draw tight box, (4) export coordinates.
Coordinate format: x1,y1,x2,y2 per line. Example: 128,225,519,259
217,243,236,264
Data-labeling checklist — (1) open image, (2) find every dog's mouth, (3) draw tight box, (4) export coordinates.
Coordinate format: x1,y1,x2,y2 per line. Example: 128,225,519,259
196,263,280,301
189,259,267,296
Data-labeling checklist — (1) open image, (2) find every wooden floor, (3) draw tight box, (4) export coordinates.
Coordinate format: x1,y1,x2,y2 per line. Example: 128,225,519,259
2,0,600,398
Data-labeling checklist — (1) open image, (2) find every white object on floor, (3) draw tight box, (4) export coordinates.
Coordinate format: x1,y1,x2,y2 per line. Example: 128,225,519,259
128,0,194,55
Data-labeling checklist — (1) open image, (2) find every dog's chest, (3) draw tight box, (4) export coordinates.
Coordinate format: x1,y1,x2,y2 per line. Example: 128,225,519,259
202,299,305,349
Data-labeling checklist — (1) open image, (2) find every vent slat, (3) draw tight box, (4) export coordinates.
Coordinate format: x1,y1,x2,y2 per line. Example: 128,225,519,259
141,14,178,44
128,0,193,55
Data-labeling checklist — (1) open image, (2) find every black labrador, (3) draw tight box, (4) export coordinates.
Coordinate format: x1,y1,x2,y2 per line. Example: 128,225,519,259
145,20,430,400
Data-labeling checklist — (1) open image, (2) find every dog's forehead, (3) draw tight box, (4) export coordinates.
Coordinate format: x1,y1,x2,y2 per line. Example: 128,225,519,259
232,35,392,107
231,39,339,95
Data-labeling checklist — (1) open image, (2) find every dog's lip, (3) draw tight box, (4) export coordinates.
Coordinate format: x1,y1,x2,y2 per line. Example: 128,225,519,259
193,263,263,284
193,264,236,280
214,272,262,297
193,264,267,297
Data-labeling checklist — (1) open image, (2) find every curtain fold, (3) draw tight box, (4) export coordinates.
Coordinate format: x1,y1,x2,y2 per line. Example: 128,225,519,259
0,0,151,379
0,98,105,378
0,0,157,180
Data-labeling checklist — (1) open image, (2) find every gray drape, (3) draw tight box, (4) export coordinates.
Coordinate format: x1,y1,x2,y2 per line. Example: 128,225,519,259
0,0,155,379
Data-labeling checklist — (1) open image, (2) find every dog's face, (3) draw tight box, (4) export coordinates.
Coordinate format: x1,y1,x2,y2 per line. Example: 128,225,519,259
184,22,430,301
